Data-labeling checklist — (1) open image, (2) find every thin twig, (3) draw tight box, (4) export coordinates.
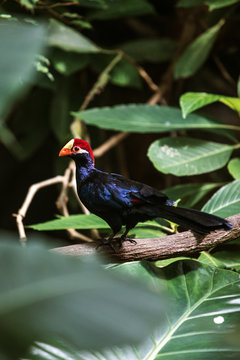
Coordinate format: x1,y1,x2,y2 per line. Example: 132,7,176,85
51,214,240,262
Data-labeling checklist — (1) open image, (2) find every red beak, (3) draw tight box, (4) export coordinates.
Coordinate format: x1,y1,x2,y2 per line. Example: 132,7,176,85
59,147,73,157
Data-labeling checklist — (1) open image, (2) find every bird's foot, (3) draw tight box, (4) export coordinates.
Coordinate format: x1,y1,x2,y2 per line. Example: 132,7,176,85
96,237,119,252
116,236,137,248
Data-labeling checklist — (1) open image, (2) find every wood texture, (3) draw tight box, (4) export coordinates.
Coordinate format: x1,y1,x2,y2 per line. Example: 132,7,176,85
51,214,240,262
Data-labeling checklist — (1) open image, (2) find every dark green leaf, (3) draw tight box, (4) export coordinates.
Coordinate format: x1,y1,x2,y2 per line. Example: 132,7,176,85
148,137,234,176
202,180,240,217
0,21,46,118
29,260,240,360
0,242,165,359
180,92,240,118
74,104,235,133
174,21,224,79
178,0,240,11
51,49,90,75
119,38,177,63
48,20,99,53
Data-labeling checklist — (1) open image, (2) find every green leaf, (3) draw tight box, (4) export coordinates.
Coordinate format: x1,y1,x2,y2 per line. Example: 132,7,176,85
74,104,236,133
51,49,90,75
174,21,224,79
228,158,240,179
48,20,99,53
199,250,240,271
28,213,166,238
119,38,177,63
148,137,234,176
180,92,240,118
88,0,154,20
29,260,240,360
0,21,46,118
0,242,165,359
178,0,240,11
202,180,240,217
19,0,38,9
163,182,222,208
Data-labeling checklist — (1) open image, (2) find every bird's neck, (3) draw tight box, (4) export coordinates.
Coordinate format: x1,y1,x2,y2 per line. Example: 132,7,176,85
75,156,94,183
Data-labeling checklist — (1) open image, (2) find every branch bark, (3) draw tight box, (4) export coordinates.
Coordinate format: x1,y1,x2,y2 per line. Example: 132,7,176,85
51,214,240,262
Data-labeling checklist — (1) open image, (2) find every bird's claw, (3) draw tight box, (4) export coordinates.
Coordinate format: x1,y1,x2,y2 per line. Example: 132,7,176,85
117,236,137,247
96,238,118,252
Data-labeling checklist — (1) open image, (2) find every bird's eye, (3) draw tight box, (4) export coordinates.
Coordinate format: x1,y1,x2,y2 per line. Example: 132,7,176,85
73,146,80,152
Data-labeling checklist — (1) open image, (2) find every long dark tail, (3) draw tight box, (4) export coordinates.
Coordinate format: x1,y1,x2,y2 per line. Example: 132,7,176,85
159,205,232,234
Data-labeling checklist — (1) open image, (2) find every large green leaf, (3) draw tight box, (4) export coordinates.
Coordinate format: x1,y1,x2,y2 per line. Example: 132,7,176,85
119,38,177,63
28,214,166,238
48,20,99,53
0,21,46,118
148,137,234,176
202,180,240,217
199,250,240,271
174,21,224,79
180,92,240,118
178,0,240,11
73,104,235,133
163,182,221,208
0,242,165,359
29,260,240,360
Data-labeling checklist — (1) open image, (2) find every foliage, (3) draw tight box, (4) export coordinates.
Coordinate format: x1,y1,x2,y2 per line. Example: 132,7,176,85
1,0,240,359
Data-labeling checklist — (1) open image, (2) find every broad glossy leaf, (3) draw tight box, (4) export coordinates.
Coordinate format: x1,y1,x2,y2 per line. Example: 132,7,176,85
174,21,224,79
199,250,240,271
29,260,240,360
0,21,46,118
74,104,234,133
163,182,221,208
180,92,240,118
48,20,99,53
178,0,240,11
0,242,165,359
28,214,166,238
119,38,177,63
148,137,234,176
202,180,240,217
228,158,240,179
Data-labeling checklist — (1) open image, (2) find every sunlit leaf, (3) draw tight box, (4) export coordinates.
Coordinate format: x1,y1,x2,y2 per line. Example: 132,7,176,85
180,92,240,118
174,21,224,79
74,104,235,133
202,180,240,217
148,137,234,176
228,158,240,179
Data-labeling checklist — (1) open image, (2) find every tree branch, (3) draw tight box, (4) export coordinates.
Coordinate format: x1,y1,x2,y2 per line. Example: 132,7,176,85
51,214,240,262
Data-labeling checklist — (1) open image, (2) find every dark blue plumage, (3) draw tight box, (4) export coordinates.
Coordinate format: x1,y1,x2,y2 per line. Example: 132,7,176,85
59,139,232,245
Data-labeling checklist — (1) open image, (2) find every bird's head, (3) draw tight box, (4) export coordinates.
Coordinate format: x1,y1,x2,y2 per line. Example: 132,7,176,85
59,139,95,165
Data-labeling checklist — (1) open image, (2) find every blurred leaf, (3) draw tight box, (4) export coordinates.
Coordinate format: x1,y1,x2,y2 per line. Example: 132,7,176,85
0,21,46,118
202,180,240,217
88,0,154,20
238,75,240,97
148,137,234,176
163,182,222,208
119,38,177,63
180,92,240,118
51,49,90,76
20,0,38,9
74,104,235,133
228,158,240,179
178,0,240,11
75,0,109,8
0,242,165,359
29,260,240,360
48,20,99,53
174,21,224,79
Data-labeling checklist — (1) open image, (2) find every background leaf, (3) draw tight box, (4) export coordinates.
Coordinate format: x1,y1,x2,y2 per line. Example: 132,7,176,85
0,21,46,118
228,158,240,179
29,260,240,360
75,104,234,133
180,92,240,118
178,0,240,11
202,180,240,217
174,21,224,79
0,242,166,359
148,137,234,176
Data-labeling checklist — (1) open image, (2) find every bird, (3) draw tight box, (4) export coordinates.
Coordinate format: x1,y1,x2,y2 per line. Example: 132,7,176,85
59,138,232,247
